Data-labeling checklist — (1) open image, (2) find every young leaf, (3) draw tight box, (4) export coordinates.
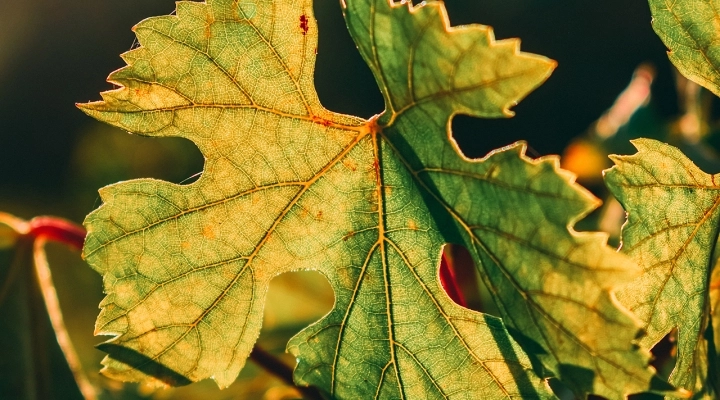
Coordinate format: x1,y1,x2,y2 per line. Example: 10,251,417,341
647,0,720,97
605,138,720,397
79,0,659,397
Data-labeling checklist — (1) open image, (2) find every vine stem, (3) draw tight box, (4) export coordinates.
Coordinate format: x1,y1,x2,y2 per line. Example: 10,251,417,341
33,237,97,400
0,213,327,399
0,213,85,251
28,217,86,251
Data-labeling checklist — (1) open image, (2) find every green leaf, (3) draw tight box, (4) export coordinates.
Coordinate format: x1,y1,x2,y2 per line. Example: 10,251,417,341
647,0,720,97
79,0,660,397
713,262,720,351
605,138,720,397
711,264,720,380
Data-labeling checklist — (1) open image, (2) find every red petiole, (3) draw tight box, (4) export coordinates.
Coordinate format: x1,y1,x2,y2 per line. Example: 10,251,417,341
27,217,86,251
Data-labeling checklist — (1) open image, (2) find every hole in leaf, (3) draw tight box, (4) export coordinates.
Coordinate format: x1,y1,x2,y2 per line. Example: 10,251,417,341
258,270,335,354
440,244,500,318
451,115,540,160
249,271,334,397
72,124,205,191
312,0,384,118
649,328,677,380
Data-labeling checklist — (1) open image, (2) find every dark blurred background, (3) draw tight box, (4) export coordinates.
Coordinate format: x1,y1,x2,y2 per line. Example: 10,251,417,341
0,0,677,222
0,0,683,399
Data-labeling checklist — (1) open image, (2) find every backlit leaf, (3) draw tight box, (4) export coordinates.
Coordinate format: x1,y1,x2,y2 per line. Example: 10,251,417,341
605,138,720,397
79,0,661,397
647,0,720,97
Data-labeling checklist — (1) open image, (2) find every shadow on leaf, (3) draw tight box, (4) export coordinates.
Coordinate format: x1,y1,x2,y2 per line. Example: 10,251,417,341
96,343,192,386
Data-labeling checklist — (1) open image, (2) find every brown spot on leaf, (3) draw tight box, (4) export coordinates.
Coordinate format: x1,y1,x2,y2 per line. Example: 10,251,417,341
205,14,214,39
342,158,357,172
300,14,309,35
202,226,215,239
408,220,417,230
362,271,374,284
312,115,332,127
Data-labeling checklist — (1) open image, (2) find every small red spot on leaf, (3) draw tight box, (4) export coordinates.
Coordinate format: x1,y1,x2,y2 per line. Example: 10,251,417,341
312,115,332,127
300,14,309,35
373,159,380,184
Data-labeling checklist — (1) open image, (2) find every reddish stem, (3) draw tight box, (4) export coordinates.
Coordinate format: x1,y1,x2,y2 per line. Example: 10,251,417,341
439,253,467,307
28,217,86,251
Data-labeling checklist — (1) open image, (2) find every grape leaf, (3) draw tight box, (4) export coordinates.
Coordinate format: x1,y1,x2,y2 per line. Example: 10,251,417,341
713,263,720,358
711,264,720,386
605,138,720,397
79,0,661,397
647,0,720,97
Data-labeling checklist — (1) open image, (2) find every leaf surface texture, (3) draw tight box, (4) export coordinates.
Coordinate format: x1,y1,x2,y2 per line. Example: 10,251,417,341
647,0,720,96
605,138,720,397
81,0,660,397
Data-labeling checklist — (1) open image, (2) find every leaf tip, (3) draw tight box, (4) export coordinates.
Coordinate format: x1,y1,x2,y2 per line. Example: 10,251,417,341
75,101,91,111
76,101,104,118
